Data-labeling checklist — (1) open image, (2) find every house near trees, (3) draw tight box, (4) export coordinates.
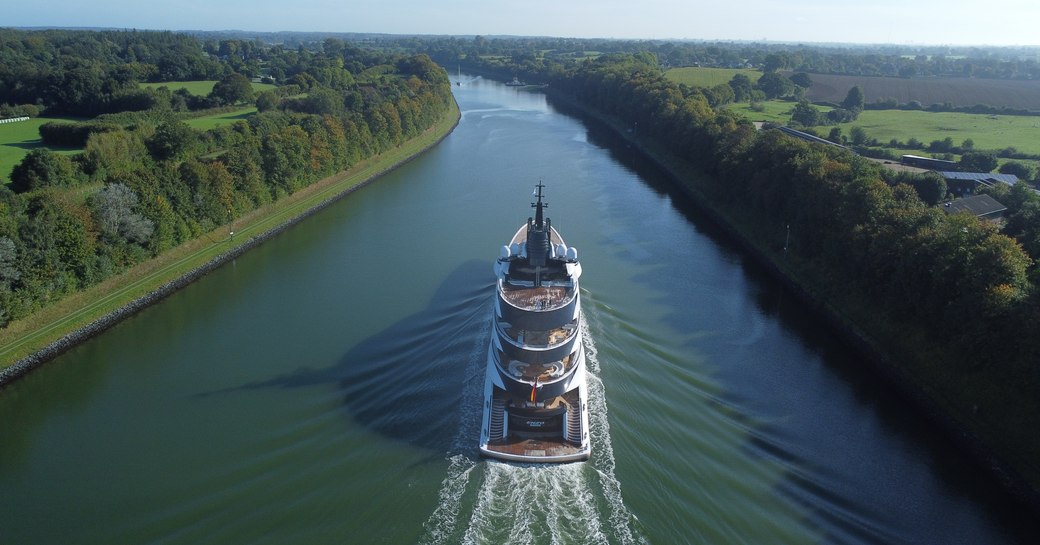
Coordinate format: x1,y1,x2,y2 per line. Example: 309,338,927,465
941,194,1008,221
934,171,1019,196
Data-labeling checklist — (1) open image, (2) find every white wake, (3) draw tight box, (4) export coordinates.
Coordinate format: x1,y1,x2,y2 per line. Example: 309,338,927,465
419,306,646,545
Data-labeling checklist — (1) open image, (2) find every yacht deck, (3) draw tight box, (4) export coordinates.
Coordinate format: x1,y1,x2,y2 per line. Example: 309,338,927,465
500,284,572,311
483,437,588,461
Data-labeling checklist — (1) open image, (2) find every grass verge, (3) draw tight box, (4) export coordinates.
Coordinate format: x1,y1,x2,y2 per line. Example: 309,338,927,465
0,99,460,371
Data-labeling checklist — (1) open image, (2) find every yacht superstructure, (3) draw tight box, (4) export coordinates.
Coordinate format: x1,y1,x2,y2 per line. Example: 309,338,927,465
479,184,590,462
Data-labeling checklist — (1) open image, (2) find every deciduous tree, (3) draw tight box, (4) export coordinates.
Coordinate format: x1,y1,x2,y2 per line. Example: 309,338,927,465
960,151,999,172
147,121,198,161
209,73,255,105
90,183,154,245
755,72,794,99
841,85,865,112
9,149,81,193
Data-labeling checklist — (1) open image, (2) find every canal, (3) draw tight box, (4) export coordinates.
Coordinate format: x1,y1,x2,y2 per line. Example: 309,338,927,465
0,76,1036,544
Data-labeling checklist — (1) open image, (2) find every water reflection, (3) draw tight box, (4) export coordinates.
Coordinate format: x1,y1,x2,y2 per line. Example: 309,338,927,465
200,260,492,454
545,91,1040,544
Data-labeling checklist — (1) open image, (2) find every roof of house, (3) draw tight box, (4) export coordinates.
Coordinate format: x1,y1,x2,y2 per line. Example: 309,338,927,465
775,126,850,151
934,171,1020,186
941,194,1008,218
902,154,957,165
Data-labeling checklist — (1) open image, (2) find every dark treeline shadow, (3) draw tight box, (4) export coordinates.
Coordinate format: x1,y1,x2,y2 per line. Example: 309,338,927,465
198,260,494,455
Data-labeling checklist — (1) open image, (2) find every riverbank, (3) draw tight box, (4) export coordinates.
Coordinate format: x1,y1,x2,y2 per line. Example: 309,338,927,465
542,88,1040,507
0,99,461,386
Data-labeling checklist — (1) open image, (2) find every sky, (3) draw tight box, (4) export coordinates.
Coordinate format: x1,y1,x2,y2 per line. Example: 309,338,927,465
6,0,1040,47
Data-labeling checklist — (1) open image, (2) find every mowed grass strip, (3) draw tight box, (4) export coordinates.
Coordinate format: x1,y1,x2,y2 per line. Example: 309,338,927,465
666,67,761,88
0,100,460,367
0,116,82,183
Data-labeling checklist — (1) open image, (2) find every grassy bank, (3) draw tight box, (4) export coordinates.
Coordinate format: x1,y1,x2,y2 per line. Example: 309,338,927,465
0,99,460,371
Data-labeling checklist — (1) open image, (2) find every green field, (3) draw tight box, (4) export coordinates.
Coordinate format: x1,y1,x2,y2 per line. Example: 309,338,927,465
0,117,82,183
666,67,762,88
726,100,816,124
726,99,1040,156
184,107,258,130
835,109,1040,155
140,80,277,96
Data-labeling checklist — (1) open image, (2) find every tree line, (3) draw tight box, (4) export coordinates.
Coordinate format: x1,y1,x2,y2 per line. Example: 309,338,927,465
424,38,1039,364
0,29,453,327
390,34,1040,81
472,50,1038,473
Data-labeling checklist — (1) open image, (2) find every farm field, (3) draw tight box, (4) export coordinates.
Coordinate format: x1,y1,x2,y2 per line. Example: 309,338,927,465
725,99,1040,156
726,99,825,124
666,66,761,88
803,73,1040,110
835,109,1040,155
184,107,258,130
139,80,277,96
0,117,82,184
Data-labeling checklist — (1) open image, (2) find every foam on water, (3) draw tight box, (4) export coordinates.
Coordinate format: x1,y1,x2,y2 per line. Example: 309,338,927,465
418,298,490,544
419,304,646,545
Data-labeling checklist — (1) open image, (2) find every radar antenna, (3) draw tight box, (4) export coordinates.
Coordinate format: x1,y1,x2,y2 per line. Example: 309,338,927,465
531,182,548,227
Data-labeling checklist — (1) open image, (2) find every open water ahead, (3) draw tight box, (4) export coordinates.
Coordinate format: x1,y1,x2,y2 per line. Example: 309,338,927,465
1,77,1038,544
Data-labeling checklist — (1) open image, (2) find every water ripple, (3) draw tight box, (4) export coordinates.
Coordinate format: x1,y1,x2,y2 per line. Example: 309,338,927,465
419,310,647,545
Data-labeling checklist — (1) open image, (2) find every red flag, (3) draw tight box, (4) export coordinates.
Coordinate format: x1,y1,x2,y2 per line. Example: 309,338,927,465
530,377,538,403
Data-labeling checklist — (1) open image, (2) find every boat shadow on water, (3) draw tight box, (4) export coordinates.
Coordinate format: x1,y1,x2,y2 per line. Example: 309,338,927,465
197,260,494,456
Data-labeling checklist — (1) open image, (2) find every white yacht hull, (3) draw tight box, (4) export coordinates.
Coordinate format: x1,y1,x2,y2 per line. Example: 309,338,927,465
477,184,591,463
478,342,591,463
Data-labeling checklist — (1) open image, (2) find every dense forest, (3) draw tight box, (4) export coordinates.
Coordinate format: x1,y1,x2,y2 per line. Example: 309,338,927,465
0,29,453,327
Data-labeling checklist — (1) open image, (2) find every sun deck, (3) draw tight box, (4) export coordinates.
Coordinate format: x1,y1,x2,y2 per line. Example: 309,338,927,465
499,283,574,311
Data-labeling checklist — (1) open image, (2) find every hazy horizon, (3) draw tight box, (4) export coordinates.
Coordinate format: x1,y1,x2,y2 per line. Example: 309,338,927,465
6,0,1040,48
